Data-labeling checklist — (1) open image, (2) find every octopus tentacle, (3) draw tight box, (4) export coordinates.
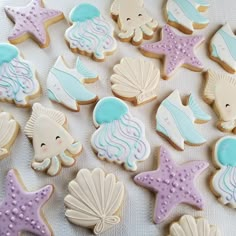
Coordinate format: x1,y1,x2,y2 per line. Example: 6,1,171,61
67,141,82,155
146,20,158,29
133,27,143,43
60,152,75,166
47,156,61,176
32,158,51,172
141,24,154,37
118,29,134,40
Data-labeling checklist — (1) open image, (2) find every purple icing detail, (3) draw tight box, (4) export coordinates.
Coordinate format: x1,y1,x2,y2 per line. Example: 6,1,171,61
140,25,204,77
0,169,53,236
134,146,209,224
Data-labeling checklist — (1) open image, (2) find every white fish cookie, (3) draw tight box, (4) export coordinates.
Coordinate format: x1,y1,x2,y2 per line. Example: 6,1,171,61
24,103,82,176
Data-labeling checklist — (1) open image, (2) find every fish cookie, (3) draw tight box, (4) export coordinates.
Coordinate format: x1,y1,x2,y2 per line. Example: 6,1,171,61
0,169,53,236
65,4,117,62
110,0,158,45
65,168,124,235
134,146,209,224
91,97,150,171
111,57,160,105
47,56,98,111
24,103,82,176
5,0,64,48
203,70,236,133
156,90,211,150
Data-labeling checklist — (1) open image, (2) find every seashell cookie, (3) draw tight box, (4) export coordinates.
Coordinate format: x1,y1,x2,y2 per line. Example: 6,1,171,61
64,168,124,235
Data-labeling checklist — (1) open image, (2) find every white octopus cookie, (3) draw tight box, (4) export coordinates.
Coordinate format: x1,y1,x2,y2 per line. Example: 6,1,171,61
24,103,82,176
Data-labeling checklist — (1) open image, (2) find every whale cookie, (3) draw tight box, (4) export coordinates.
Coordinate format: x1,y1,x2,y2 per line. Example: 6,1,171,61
110,0,158,45
5,0,64,48
24,103,82,176
65,4,117,62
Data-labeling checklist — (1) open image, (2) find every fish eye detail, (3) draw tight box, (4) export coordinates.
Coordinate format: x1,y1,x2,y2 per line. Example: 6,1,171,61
41,143,46,147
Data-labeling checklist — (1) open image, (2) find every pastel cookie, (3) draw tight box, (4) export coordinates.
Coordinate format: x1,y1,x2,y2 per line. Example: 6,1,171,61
166,0,209,34
47,56,98,111
203,70,236,133
134,146,209,224
110,0,158,45
210,23,236,74
5,0,64,48
140,25,205,79
0,169,53,236
24,103,82,176
156,90,211,150
91,97,150,171
111,57,160,105
64,168,124,235
65,4,117,62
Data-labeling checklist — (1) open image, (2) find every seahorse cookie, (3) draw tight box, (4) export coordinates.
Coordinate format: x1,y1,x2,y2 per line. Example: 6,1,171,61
65,3,117,62
110,0,158,45
24,103,82,176
5,0,64,48
91,97,150,171
65,168,124,235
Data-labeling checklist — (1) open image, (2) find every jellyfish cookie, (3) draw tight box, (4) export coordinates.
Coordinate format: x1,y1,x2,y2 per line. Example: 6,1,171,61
110,0,158,45
0,43,41,107
65,4,117,62
24,103,82,176
91,97,150,171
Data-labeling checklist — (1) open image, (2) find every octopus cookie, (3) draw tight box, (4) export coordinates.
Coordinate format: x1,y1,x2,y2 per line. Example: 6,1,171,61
47,56,98,111
24,103,82,176
0,169,53,236
5,0,64,48
111,57,160,105
110,0,158,45
91,97,150,171
134,146,209,224
65,4,117,62
140,25,205,79
156,90,211,151
64,168,124,235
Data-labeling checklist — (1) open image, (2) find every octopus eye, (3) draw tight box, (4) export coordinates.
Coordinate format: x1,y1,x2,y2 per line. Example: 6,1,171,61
41,143,46,147
138,14,142,16
56,136,60,140
226,104,230,108
126,18,131,21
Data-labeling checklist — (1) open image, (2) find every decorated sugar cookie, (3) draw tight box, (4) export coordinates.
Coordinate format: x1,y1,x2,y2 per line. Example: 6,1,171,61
110,0,158,45
65,168,124,235
140,25,205,79
134,146,209,224
5,0,64,48
47,56,98,111
65,4,117,62
91,97,150,171
0,169,53,235
156,90,211,150
24,103,82,176
111,57,160,105
204,70,236,133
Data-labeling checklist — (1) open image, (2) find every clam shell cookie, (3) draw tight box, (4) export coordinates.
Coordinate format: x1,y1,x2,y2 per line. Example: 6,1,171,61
24,103,82,176
64,168,124,235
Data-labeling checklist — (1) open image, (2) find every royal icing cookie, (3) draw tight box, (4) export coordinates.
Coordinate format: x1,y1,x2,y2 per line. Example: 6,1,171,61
166,0,209,34
0,110,19,160
47,56,98,111
65,4,117,62
210,23,236,74
110,0,158,45
111,57,160,105
64,168,124,235
5,0,64,48
91,97,150,171
0,169,53,236
140,25,205,79
204,70,236,133
24,103,82,176
168,215,221,236
156,90,211,150
134,146,209,224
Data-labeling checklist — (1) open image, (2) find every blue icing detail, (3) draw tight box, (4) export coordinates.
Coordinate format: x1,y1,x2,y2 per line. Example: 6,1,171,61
211,44,219,58
70,4,100,22
0,43,19,65
94,97,128,124
168,11,178,22
48,89,59,102
194,0,208,6
76,57,97,79
156,123,168,136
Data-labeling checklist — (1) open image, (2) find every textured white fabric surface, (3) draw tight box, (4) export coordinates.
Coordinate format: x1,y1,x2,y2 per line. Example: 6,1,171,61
0,0,235,235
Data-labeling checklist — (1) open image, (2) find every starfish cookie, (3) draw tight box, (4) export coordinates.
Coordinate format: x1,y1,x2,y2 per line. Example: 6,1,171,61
5,0,64,48
134,146,208,224
140,25,204,79
0,169,53,235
